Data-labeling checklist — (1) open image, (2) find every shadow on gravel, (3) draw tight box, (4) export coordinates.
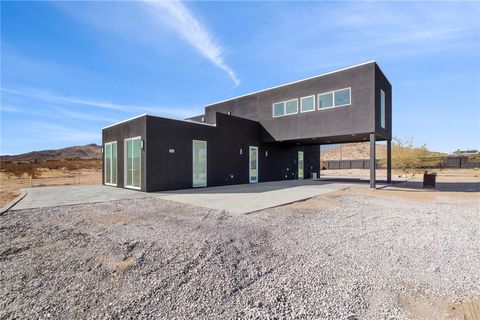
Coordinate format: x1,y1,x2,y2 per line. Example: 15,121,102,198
386,181,480,193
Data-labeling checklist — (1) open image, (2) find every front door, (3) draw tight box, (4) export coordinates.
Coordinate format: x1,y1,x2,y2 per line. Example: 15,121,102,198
104,141,117,186
249,146,258,183
298,151,304,179
193,140,207,187
124,137,141,189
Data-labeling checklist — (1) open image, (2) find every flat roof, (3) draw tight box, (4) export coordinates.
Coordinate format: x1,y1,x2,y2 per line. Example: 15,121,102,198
102,113,216,130
205,60,378,107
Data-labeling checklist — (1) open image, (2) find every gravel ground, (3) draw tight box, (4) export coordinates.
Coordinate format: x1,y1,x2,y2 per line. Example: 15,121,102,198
1,188,479,319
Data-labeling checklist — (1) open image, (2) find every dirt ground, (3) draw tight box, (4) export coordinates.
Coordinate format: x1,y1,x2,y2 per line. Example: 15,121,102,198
322,168,479,178
0,169,101,207
1,180,479,319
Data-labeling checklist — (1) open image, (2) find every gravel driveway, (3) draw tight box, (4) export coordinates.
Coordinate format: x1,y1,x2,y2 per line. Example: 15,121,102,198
1,188,479,319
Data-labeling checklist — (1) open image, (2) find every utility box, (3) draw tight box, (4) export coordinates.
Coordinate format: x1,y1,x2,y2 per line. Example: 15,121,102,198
423,172,436,188
312,172,318,180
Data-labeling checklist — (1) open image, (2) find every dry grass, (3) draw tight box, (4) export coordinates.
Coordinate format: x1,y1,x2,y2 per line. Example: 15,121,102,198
0,159,102,207
399,293,480,320
322,168,480,177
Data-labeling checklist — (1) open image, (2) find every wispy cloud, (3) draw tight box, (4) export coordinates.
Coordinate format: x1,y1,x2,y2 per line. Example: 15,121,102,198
247,2,479,73
144,0,240,85
1,87,194,119
24,122,99,142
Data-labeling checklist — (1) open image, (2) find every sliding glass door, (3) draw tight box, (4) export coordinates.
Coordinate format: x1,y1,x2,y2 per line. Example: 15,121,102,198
193,140,207,187
124,137,141,189
298,151,304,179
249,146,258,183
104,141,117,186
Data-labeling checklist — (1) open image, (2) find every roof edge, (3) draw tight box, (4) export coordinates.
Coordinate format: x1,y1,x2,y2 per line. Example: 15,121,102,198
102,113,147,130
205,60,377,107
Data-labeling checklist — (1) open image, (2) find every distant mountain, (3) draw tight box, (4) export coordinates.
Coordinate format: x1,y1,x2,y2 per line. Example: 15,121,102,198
321,142,388,161
0,144,101,162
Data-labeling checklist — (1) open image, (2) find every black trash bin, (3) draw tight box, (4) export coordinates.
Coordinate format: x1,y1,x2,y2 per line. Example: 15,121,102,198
423,172,436,188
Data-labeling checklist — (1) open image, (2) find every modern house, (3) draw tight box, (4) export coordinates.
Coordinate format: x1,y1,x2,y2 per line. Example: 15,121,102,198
102,61,392,191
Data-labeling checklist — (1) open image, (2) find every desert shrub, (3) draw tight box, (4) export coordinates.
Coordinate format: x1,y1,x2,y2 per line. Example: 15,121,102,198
0,162,41,178
44,160,61,170
23,164,40,178
391,137,444,170
63,161,80,171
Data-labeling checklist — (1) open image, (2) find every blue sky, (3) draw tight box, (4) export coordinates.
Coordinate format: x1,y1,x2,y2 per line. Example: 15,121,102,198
1,1,479,155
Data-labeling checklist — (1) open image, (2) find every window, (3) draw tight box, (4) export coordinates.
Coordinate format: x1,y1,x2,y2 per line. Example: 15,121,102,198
318,92,333,109
273,102,285,117
193,140,207,187
124,137,141,189
380,89,386,128
318,88,351,109
104,141,117,186
300,95,315,113
285,99,298,114
334,88,351,106
272,99,298,117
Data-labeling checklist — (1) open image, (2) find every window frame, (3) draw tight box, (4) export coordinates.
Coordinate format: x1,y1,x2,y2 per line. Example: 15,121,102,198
104,141,117,186
272,98,298,117
300,95,316,113
317,87,351,110
192,139,207,188
317,91,334,109
333,88,352,108
380,89,386,129
272,101,286,118
285,98,298,115
124,136,142,190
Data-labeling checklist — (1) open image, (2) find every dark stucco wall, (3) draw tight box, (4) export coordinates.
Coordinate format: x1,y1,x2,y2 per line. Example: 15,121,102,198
145,112,321,191
145,113,261,191
102,116,147,191
374,64,393,140
204,62,386,142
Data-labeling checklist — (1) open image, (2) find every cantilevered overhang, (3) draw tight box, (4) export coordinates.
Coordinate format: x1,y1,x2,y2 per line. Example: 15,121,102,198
271,132,389,146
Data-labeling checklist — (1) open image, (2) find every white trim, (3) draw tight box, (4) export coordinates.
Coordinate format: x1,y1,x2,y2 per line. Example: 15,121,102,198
206,61,375,107
333,87,352,107
380,89,386,129
317,91,334,109
102,114,146,130
104,141,117,186
183,119,216,127
272,101,286,118
272,98,298,118
285,98,298,115
192,140,207,187
124,136,142,190
298,151,304,179
300,95,316,113
318,87,351,110
103,113,217,130
249,146,258,183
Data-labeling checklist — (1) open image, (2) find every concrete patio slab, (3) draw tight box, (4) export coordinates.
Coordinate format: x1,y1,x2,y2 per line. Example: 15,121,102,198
11,185,153,210
156,180,360,213
11,180,364,213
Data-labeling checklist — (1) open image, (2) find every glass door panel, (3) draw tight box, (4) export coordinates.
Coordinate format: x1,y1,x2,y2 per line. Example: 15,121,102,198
105,143,111,184
104,142,117,186
193,140,207,187
249,146,258,183
126,139,133,187
298,151,304,179
111,142,117,184
132,138,141,188
125,137,141,189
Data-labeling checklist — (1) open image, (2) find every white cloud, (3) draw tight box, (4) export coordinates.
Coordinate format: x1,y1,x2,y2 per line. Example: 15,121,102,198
144,0,240,85
246,2,479,72
1,87,194,119
26,122,99,142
